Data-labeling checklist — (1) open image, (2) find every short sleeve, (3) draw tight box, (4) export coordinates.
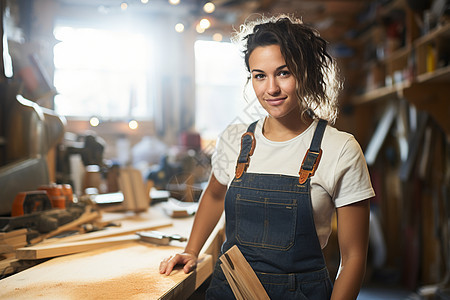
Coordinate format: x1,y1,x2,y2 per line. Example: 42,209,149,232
333,137,375,207
211,135,233,185
211,124,246,186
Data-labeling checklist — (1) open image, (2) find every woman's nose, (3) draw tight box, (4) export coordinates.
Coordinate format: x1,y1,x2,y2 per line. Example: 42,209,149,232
267,78,281,95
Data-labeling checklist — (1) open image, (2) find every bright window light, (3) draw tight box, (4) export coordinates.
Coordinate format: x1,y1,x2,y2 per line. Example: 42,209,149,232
195,40,260,140
53,26,153,119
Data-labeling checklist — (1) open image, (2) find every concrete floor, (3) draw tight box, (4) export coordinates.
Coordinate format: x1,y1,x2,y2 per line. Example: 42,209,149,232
358,286,420,300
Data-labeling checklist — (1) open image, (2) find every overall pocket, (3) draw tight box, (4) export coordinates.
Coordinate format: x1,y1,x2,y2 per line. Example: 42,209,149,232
235,190,298,250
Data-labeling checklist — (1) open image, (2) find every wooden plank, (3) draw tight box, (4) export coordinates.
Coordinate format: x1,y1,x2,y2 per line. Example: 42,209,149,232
1,243,213,300
119,168,137,211
0,244,14,254
2,235,27,247
40,219,172,245
0,234,27,253
0,257,17,276
0,229,27,240
119,168,149,212
219,245,270,300
16,235,140,260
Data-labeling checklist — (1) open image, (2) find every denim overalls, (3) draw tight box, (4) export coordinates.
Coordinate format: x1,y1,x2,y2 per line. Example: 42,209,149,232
206,119,332,300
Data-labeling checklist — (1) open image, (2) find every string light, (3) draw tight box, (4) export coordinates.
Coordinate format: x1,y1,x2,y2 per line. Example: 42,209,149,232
213,33,223,42
169,0,180,5
128,120,139,130
120,2,128,10
199,18,211,29
89,117,100,127
196,23,205,33
203,2,215,13
141,0,149,3
175,23,185,33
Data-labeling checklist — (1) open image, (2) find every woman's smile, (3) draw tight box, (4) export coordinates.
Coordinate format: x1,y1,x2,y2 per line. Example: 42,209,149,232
248,44,300,121
264,97,287,106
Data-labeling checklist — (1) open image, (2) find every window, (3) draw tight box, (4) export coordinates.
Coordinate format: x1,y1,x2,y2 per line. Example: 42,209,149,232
53,26,153,120
194,40,263,140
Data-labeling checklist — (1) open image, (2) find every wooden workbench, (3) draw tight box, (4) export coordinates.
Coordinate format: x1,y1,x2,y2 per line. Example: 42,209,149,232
0,204,225,300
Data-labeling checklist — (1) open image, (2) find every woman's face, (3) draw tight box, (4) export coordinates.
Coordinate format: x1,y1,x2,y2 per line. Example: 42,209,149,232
248,44,300,121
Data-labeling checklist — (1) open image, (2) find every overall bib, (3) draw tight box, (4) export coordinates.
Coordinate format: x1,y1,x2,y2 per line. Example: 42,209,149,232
206,119,332,300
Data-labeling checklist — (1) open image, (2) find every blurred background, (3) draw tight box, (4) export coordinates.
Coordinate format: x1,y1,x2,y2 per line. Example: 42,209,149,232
0,0,449,298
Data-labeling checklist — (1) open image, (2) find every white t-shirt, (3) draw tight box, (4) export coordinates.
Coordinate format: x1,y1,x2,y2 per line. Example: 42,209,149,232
211,118,375,248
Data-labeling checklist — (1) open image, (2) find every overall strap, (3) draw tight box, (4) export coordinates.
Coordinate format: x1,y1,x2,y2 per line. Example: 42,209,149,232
298,119,328,184
235,121,257,179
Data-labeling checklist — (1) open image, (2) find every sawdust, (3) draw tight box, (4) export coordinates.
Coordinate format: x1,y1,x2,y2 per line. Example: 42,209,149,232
0,243,191,299
1,271,186,299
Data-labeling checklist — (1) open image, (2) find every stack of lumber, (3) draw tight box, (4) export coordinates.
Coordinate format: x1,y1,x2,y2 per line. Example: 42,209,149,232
15,218,172,260
0,229,28,276
0,206,173,277
0,229,27,254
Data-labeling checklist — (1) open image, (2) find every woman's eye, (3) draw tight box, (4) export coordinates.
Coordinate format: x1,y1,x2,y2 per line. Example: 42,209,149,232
254,73,265,80
278,70,290,77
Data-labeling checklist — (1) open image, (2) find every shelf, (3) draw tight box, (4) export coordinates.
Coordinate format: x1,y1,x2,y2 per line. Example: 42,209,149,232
414,22,450,48
353,64,450,105
353,82,409,104
383,46,410,62
416,65,450,83
350,2,449,136
352,64,450,136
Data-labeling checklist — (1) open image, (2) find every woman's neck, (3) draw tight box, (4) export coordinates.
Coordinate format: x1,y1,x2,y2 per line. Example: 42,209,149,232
262,113,313,142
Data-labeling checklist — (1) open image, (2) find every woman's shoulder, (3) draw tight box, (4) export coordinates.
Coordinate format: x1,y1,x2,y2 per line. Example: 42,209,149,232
219,119,260,144
323,124,362,155
324,123,353,138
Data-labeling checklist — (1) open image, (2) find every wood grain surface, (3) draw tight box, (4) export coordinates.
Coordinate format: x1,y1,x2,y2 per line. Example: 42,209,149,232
1,242,212,300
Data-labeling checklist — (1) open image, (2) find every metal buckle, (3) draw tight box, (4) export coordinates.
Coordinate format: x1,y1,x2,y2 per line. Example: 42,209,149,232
235,132,256,179
298,149,322,184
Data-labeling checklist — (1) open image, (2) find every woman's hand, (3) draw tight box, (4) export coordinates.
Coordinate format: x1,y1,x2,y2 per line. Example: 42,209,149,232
159,252,198,276
159,174,227,276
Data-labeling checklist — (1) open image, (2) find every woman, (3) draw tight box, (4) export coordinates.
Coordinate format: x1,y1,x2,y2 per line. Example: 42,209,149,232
160,14,374,300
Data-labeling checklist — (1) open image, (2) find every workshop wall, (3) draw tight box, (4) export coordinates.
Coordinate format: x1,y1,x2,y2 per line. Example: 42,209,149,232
22,0,198,161
342,0,450,293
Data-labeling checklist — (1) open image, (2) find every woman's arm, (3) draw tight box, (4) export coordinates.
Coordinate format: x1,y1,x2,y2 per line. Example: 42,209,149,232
159,173,227,275
331,199,370,300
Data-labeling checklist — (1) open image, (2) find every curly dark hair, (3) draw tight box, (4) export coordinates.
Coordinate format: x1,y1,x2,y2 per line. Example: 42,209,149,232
232,14,342,123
